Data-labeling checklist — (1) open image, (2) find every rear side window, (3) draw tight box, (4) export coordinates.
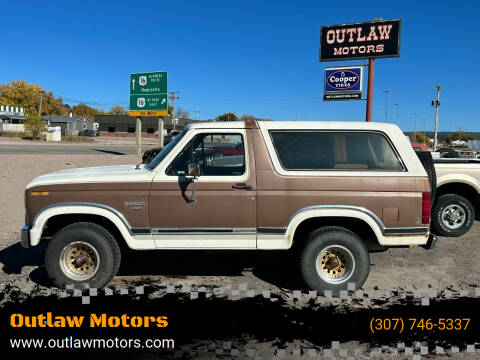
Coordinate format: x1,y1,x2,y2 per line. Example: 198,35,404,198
270,131,404,171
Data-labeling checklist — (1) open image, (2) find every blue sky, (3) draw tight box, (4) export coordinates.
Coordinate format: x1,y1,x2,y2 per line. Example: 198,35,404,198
1,0,479,131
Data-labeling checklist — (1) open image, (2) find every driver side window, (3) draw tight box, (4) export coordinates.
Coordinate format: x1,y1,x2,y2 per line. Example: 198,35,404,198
166,133,246,176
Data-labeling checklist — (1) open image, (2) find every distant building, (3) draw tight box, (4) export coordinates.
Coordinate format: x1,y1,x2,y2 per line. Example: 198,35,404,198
468,140,480,150
93,115,199,137
0,105,25,115
0,105,26,132
43,115,95,135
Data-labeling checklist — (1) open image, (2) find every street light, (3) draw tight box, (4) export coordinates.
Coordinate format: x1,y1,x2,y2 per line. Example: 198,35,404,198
383,90,390,123
394,103,399,124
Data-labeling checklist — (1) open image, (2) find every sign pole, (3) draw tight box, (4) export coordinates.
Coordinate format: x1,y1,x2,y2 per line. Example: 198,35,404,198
158,118,164,147
365,58,375,122
136,117,142,157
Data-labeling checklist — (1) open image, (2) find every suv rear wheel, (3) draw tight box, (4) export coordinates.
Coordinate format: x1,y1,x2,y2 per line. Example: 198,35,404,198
299,226,370,296
45,222,121,288
431,194,475,237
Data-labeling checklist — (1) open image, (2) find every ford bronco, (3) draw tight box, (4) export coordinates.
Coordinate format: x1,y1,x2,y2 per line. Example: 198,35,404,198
21,120,436,294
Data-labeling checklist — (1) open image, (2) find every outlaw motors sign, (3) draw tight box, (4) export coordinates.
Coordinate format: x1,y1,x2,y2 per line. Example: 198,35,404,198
320,19,401,61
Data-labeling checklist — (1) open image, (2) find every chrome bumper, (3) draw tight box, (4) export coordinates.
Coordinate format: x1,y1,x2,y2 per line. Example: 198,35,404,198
21,225,30,248
421,234,438,250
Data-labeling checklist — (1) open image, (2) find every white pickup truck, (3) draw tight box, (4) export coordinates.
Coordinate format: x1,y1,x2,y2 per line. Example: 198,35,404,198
432,158,480,236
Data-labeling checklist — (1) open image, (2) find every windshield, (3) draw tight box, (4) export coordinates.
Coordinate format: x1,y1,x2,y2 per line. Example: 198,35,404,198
146,128,188,170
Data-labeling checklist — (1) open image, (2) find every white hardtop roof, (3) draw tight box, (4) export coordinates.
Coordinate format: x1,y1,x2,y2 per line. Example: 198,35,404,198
187,120,401,132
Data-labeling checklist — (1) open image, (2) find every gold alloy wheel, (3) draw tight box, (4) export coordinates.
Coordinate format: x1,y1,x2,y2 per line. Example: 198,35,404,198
59,241,100,281
315,245,355,284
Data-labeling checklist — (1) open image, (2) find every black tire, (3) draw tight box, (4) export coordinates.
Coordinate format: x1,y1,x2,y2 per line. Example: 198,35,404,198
416,151,437,202
45,222,121,288
438,147,458,158
431,194,475,237
299,226,370,296
142,154,154,164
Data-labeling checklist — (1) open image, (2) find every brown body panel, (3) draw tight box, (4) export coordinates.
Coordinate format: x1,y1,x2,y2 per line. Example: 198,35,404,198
148,129,257,228
251,128,430,229
26,182,151,228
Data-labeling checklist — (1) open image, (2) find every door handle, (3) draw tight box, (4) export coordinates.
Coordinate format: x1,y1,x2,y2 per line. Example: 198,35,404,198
232,183,253,190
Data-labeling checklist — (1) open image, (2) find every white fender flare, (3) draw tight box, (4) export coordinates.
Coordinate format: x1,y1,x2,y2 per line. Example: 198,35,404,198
436,174,480,193
285,206,385,247
29,202,154,249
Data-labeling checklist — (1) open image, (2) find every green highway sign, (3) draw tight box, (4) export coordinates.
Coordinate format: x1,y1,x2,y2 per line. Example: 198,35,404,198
129,71,168,114
130,94,168,111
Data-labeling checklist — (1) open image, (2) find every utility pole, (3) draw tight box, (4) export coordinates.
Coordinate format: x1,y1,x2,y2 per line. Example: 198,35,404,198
168,91,180,131
194,111,199,121
383,90,390,123
394,103,399,124
432,85,442,151
38,91,43,116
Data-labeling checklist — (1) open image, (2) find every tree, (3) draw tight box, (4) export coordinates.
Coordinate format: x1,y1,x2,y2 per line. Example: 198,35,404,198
443,131,478,144
216,112,239,122
175,107,190,119
240,114,272,122
409,132,431,144
24,115,46,139
72,103,105,116
109,105,126,115
0,80,66,116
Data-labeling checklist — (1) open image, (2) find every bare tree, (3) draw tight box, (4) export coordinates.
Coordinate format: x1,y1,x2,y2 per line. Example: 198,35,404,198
175,107,190,119
240,114,272,121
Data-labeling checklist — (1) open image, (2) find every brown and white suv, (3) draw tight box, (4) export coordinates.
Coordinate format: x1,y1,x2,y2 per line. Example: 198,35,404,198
21,120,436,294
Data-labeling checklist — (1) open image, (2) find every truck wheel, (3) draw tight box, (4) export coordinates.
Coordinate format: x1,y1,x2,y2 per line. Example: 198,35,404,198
300,226,370,296
45,222,121,288
432,194,475,237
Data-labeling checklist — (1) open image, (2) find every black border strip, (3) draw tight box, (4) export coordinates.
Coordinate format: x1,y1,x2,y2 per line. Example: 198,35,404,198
384,227,428,235
257,227,287,234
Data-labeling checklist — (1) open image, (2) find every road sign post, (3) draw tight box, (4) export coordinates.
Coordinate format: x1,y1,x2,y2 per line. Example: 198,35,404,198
158,118,164,147
136,117,141,157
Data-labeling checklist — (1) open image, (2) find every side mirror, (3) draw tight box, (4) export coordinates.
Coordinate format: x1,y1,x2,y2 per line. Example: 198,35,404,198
187,162,201,177
185,163,200,203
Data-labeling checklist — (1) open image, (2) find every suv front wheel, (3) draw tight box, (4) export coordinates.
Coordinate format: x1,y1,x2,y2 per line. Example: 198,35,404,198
45,222,121,288
300,226,370,296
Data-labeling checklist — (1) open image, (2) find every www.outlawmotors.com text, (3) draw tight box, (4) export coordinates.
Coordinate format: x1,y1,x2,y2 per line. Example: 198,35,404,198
10,336,174,350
